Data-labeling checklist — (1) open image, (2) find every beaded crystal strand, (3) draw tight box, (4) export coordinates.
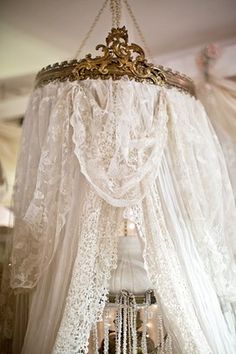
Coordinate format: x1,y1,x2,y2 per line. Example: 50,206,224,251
123,295,128,354
92,323,99,354
103,308,110,354
115,296,122,354
141,306,148,354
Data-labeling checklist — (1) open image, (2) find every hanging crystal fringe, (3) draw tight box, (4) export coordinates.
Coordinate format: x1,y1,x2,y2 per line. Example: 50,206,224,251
130,295,137,354
104,309,110,354
141,306,148,354
123,295,128,354
92,323,99,354
128,297,132,353
91,290,173,353
115,295,122,354
157,313,165,354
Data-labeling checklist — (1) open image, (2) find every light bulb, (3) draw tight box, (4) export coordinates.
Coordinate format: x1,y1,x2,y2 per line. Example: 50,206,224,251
128,222,135,230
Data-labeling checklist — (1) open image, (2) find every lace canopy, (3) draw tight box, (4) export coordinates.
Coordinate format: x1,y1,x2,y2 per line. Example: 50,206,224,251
9,26,236,354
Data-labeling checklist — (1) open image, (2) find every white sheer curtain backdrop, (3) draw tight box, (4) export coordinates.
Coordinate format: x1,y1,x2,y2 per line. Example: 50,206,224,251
196,75,236,201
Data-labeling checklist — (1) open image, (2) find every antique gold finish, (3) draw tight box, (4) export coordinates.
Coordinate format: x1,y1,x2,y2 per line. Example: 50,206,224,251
36,27,195,96
72,27,166,85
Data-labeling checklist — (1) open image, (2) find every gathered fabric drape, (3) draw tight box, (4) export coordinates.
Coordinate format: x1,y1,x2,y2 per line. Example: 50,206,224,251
10,78,236,354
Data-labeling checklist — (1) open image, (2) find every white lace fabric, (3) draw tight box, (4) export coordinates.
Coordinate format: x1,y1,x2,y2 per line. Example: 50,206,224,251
70,79,168,207
10,78,236,354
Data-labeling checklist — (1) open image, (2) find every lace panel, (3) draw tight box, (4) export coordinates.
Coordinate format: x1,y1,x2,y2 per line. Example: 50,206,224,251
166,90,236,302
10,79,236,353
11,84,77,289
125,196,212,354
53,188,120,353
70,79,168,207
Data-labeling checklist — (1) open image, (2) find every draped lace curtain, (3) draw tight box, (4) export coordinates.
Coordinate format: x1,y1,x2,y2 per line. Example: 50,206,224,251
9,78,236,354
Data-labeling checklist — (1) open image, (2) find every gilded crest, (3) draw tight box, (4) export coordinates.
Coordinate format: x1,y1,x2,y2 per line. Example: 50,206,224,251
72,26,166,85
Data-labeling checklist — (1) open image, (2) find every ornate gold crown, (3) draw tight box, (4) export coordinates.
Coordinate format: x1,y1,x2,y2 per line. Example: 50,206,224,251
36,26,195,96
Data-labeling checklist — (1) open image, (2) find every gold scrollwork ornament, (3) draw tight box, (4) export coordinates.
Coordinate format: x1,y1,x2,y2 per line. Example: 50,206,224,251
72,26,166,85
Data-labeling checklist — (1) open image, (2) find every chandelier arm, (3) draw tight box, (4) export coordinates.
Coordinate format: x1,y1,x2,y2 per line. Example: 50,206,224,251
74,0,109,59
122,0,152,58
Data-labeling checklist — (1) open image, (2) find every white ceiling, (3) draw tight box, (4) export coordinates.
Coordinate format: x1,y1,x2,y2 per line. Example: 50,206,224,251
1,0,236,79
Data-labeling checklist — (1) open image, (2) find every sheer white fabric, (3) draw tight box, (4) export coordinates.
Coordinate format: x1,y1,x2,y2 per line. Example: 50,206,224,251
196,75,236,200
109,235,153,294
10,78,236,354
71,79,168,207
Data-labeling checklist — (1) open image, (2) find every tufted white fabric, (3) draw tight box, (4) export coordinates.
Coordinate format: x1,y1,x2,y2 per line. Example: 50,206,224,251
10,78,236,354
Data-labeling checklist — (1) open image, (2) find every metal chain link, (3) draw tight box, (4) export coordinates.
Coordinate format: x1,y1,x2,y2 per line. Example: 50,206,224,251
75,0,151,59
110,0,122,27
74,0,109,58
122,0,152,58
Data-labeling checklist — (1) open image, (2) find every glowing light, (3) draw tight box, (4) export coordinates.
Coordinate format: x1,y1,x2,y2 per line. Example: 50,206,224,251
146,322,153,328
128,222,135,230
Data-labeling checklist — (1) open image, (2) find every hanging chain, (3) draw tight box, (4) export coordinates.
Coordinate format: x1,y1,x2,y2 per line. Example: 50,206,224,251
110,0,122,27
122,0,152,58
74,0,151,59
74,0,109,58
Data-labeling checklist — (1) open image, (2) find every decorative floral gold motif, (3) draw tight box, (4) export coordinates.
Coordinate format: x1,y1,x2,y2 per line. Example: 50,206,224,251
35,26,195,96
72,26,166,85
